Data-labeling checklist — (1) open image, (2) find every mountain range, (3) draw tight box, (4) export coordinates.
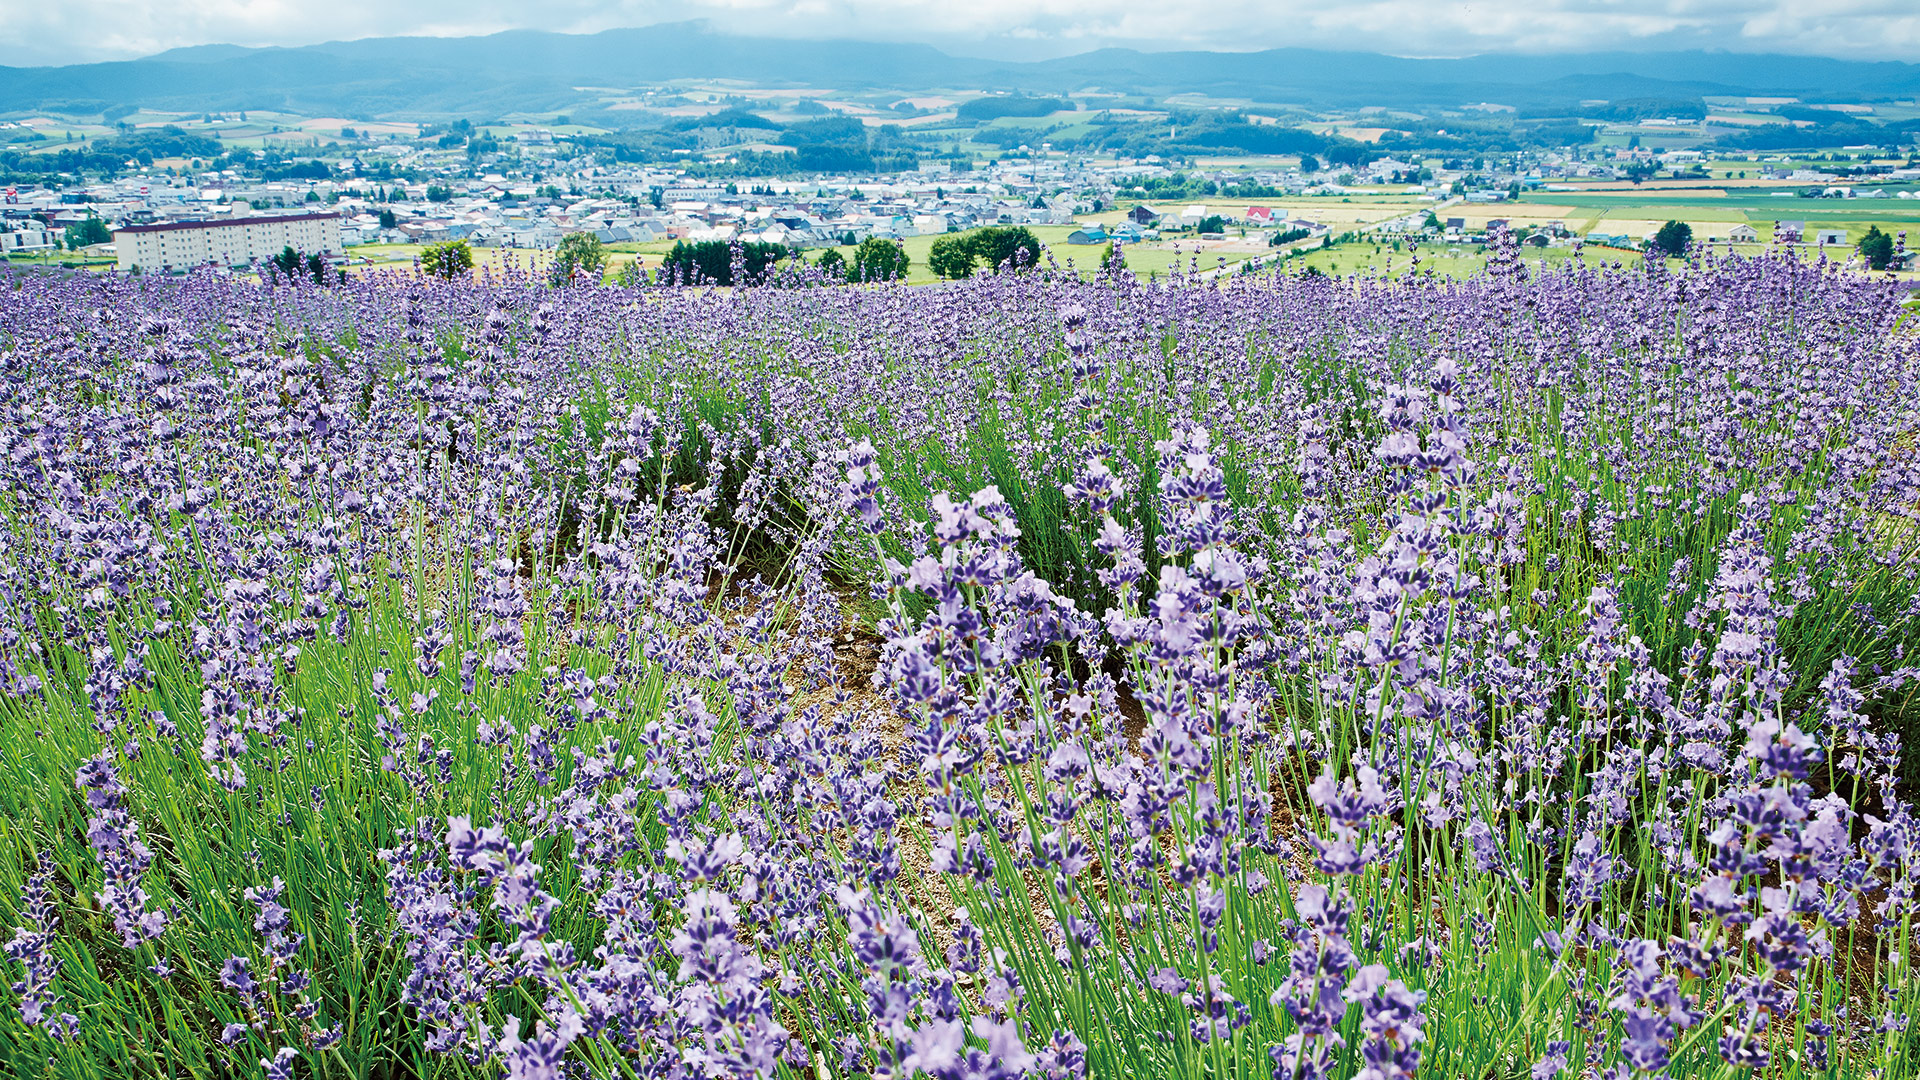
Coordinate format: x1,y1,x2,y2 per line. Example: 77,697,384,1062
3,22,1917,120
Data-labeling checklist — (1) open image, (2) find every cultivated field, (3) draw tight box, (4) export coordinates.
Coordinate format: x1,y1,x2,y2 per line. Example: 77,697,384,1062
2,245,1920,1080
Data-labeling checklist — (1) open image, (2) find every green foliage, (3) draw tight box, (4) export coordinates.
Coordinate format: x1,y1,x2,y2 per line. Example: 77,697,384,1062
1579,97,1707,121
927,234,977,280
814,247,846,277
848,237,909,282
377,208,396,229
261,159,331,181
955,95,1071,122
928,226,1045,279
419,239,473,280
1860,225,1896,271
424,184,453,203
63,215,110,250
269,245,330,284
975,226,1042,272
549,231,606,286
1194,214,1228,234
97,125,220,160
668,107,779,132
0,124,221,176
658,240,796,286
1652,220,1693,257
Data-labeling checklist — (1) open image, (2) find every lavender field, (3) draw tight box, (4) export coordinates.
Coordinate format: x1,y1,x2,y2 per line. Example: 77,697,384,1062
3,241,1920,1080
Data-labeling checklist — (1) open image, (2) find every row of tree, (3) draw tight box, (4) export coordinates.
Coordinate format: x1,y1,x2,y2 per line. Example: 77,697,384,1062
412,227,1073,288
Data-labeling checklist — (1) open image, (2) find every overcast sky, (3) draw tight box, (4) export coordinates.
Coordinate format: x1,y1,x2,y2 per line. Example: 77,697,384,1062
5,0,1917,67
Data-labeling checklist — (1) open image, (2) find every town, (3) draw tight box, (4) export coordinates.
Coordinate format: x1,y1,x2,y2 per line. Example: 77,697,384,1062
4,108,1918,278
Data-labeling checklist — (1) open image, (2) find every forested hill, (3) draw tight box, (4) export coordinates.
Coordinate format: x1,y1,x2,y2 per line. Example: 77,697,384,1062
3,22,1917,118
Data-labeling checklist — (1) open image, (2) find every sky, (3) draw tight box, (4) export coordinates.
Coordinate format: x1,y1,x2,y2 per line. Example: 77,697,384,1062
4,0,1917,68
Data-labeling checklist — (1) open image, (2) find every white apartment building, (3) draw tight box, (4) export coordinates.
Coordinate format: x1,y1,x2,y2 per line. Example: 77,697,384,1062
115,212,342,273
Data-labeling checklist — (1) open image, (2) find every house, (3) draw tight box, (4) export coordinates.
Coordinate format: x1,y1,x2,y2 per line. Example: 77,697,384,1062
1128,204,1161,226
1774,220,1805,242
1244,206,1274,223
1814,228,1847,246
1066,227,1109,245
1445,217,1466,232
1727,223,1759,243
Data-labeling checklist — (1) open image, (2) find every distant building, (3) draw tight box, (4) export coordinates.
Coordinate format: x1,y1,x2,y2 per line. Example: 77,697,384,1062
115,212,342,273
1814,228,1847,246
0,223,60,253
1727,223,1759,243
1066,227,1108,245
1774,220,1805,242
1127,204,1160,226
663,185,726,203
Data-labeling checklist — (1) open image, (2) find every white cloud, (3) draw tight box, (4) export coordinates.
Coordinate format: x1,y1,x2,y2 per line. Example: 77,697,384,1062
3,0,1915,66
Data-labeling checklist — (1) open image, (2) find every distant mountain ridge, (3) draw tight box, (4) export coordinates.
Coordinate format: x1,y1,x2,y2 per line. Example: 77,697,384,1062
3,22,1916,119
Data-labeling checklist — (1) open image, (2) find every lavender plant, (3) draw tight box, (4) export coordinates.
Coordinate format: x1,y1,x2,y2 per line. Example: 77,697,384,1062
0,240,1917,1079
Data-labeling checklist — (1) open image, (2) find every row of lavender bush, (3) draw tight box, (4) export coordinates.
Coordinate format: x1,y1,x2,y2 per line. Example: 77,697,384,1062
2,240,1919,1079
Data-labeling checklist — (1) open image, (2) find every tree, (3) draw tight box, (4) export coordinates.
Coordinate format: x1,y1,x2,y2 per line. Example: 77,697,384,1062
659,240,795,286
65,215,111,250
269,245,329,285
378,209,397,229
1195,215,1227,234
849,237,909,282
1858,225,1896,270
928,234,977,279
1651,220,1692,257
815,248,847,278
420,239,473,280
425,184,453,203
970,227,1041,274
549,231,606,286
